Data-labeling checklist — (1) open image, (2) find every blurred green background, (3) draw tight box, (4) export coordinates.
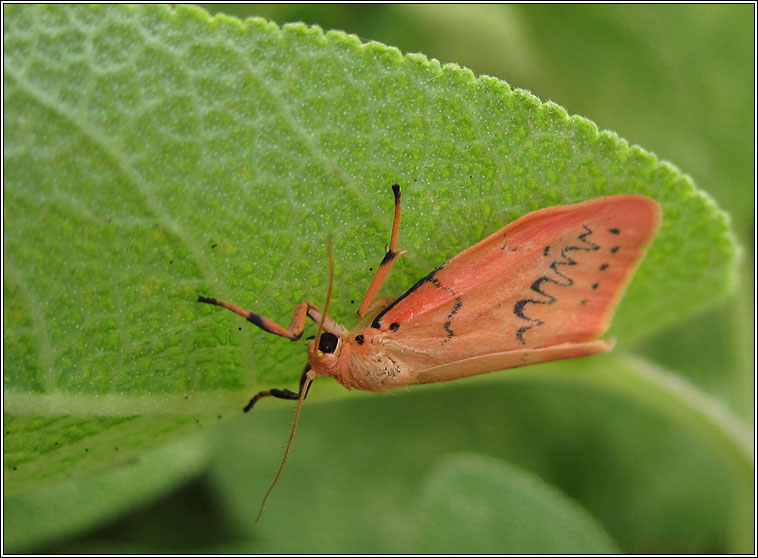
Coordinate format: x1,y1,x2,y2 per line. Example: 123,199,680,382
5,4,754,553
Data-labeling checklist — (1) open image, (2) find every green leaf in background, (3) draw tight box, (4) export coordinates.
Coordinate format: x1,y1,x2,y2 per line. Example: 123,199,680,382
22,369,746,554
3,433,210,552
3,3,751,554
418,453,618,553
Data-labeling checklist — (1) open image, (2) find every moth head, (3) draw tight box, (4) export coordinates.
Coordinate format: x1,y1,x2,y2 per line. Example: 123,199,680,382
306,331,341,373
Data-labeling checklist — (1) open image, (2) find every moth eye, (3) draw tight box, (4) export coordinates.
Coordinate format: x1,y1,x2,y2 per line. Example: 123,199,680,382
355,334,364,345
318,332,339,354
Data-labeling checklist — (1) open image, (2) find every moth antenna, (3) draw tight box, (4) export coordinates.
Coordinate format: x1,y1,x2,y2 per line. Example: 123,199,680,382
256,366,316,523
313,235,334,357
257,236,332,523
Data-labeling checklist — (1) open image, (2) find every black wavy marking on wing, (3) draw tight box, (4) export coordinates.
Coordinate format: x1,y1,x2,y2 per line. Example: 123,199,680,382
513,225,600,345
441,297,463,344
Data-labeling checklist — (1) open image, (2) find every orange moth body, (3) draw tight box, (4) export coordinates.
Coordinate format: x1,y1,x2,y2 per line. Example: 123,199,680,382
197,185,661,518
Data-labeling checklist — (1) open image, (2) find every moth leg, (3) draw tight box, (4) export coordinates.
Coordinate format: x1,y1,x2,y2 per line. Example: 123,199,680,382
197,297,324,340
357,184,406,318
357,296,396,317
304,306,348,336
243,365,314,412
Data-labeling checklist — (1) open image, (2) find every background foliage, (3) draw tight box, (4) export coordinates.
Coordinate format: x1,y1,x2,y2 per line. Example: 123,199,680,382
3,4,753,553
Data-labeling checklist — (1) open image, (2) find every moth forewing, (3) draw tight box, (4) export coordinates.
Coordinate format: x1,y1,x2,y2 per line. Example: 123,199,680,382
367,194,660,370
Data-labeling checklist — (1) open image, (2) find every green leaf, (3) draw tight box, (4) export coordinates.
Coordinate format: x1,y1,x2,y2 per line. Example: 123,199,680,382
489,353,753,480
36,368,743,553
3,433,210,553
3,2,739,505
417,453,618,553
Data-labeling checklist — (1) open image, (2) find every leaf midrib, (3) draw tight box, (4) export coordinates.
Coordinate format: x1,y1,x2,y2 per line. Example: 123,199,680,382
4,390,246,416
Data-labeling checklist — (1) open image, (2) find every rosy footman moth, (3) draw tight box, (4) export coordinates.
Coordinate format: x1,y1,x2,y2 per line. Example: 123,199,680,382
198,185,661,519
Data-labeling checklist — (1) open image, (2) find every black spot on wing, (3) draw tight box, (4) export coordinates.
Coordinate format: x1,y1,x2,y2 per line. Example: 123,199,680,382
501,233,519,252
608,228,620,235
